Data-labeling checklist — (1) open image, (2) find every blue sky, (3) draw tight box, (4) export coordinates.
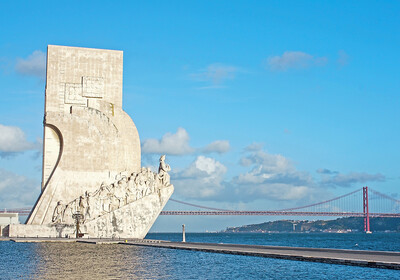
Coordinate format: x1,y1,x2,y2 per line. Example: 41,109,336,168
0,1,399,232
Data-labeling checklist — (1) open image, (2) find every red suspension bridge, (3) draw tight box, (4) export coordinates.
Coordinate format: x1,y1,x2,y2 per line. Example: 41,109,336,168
163,187,400,233
2,187,400,233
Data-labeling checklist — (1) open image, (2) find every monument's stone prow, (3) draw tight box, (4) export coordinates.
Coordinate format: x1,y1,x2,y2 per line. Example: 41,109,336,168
12,45,173,239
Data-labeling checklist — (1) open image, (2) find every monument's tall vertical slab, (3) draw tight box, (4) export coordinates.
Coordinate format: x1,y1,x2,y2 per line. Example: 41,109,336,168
16,45,174,238
27,45,141,225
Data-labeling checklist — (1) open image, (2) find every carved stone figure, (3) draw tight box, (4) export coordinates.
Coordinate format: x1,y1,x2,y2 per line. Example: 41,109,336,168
135,169,145,186
158,155,171,186
78,196,85,212
109,193,120,212
52,201,65,223
84,191,91,220
115,179,126,198
98,184,111,214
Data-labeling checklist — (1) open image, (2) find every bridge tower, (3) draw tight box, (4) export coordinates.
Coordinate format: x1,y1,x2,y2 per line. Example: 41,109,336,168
363,186,371,233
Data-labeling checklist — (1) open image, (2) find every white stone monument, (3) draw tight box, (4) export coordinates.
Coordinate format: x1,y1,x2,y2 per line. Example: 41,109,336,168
9,45,174,238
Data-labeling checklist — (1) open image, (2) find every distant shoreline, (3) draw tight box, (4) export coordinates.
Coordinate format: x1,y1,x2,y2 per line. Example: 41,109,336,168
221,217,400,234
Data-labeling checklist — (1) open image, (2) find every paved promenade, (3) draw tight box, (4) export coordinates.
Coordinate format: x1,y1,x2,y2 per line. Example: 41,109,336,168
4,237,400,270
123,240,400,270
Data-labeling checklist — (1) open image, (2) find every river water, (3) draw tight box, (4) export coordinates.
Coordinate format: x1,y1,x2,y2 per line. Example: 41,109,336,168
1,233,399,279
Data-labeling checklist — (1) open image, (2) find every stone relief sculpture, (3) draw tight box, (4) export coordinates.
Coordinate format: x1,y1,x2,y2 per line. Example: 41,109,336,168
52,201,66,223
158,155,171,186
52,155,172,225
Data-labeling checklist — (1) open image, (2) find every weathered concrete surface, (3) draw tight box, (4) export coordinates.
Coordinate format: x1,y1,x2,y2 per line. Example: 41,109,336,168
123,241,400,270
11,238,76,243
9,224,75,238
7,237,159,244
27,45,141,226
16,45,174,239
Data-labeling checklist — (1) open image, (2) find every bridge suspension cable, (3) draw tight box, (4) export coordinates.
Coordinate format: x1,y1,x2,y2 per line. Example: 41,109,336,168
277,188,362,212
169,188,364,213
2,187,400,222
169,198,229,211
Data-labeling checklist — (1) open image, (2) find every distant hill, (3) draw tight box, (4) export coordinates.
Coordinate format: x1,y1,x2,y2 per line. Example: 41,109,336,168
222,217,400,233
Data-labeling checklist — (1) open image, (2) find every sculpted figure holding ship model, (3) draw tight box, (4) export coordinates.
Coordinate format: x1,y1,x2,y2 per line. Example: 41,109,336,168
158,155,171,186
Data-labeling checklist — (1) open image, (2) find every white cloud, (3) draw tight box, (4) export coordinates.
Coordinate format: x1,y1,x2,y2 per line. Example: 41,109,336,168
316,168,338,175
167,144,386,208
203,140,230,154
173,156,227,198
15,50,46,79
163,145,323,203
0,124,40,157
239,150,293,174
267,51,327,71
142,128,231,156
170,149,321,203
244,142,264,152
141,127,194,155
238,183,312,201
0,168,40,208
218,149,322,203
190,63,238,87
320,171,385,188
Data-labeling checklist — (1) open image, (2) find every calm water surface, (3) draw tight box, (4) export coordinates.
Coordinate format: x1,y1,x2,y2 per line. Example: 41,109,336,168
1,233,400,279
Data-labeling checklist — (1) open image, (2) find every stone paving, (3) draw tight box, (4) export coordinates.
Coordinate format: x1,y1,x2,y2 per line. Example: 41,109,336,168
123,240,400,270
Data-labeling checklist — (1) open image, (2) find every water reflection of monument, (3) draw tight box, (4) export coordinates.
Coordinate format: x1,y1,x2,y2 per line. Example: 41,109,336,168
9,45,174,238
33,242,166,279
